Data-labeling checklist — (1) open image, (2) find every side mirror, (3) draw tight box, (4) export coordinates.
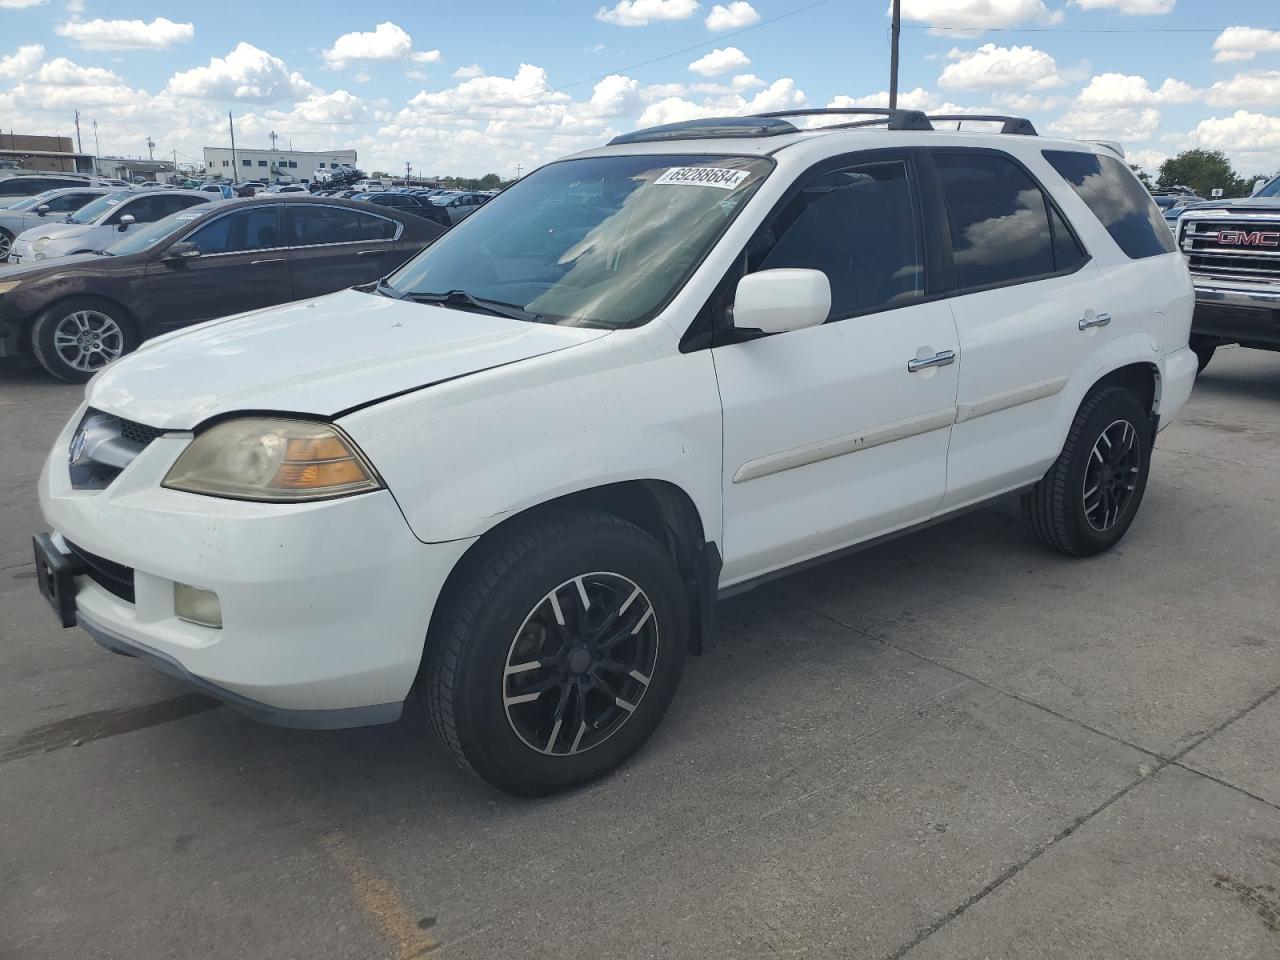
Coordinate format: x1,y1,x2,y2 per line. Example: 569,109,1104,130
732,269,831,335
117,213,136,231
36,204,50,216
164,241,201,260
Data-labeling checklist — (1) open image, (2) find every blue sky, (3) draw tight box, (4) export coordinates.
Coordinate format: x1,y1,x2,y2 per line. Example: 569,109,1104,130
1,0,1277,177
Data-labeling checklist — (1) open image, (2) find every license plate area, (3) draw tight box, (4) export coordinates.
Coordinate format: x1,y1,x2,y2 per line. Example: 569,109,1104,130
33,533,85,628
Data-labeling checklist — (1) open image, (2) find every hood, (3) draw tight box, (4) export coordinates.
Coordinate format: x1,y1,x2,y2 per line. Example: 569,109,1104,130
0,251,105,280
15,221,98,246
1178,197,1280,214
86,288,611,429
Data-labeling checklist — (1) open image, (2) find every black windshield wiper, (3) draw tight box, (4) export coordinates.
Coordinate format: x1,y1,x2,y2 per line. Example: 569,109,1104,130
371,277,407,299
408,289,541,323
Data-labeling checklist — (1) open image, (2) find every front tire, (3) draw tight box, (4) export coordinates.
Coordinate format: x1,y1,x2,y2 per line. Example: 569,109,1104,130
424,509,689,796
0,228,13,263
1022,386,1153,557
30,297,137,383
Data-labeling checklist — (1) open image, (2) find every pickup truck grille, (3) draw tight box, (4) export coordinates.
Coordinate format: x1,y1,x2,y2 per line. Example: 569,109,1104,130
1181,218,1280,284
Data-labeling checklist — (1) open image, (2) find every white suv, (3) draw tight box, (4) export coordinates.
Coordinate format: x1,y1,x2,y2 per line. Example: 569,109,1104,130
33,110,1198,795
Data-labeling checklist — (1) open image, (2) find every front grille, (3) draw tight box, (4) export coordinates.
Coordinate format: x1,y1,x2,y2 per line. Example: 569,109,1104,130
118,416,166,447
65,540,135,603
1182,218,1280,284
69,408,166,490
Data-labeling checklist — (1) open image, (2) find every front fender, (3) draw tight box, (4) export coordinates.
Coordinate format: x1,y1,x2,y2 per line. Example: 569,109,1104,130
339,332,724,548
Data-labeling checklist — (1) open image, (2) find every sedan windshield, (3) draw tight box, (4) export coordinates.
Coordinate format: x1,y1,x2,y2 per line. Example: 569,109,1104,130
387,154,771,328
104,208,206,256
66,191,129,224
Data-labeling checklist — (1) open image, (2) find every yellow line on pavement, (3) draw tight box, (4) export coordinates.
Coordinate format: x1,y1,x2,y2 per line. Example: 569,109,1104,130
321,831,438,958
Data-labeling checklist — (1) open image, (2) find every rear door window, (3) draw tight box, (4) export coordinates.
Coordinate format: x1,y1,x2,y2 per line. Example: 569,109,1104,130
933,151,1081,291
1042,149,1175,260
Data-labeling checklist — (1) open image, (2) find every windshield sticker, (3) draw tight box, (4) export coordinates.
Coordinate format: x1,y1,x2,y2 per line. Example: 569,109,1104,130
654,166,751,190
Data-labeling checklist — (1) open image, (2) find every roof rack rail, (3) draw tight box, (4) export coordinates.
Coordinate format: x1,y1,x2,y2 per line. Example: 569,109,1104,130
608,116,798,145
751,107,934,131
927,114,1037,136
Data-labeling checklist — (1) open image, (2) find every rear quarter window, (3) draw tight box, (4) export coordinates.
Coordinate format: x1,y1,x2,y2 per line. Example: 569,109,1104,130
1042,150,1175,260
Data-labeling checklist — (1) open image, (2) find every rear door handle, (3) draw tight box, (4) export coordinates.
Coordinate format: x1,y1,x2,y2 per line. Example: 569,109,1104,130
250,258,285,266
907,350,956,373
1079,312,1111,330
357,249,385,257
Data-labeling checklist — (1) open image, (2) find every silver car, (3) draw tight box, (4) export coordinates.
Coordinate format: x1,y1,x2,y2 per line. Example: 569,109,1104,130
0,187,111,261
9,190,214,264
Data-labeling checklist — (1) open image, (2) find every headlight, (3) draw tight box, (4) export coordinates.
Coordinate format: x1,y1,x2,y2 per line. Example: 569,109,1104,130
34,237,50,250
162,418,382,502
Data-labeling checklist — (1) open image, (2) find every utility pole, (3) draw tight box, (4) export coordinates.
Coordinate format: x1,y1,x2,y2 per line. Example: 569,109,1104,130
269,130,278,151
146,136,155,161
74,110,82,153
228,111,238,184
405,161,411,183
515,162,522,179
889,0,901,110
92,119,100,176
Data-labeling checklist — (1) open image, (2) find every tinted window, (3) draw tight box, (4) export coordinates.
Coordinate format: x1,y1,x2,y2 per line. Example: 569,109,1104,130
935,152,1061,290
186,207,282,253
1048,204,1088,273
1043,150,1176,259
750,159,923,319
46,192,98,212
286,205,396,244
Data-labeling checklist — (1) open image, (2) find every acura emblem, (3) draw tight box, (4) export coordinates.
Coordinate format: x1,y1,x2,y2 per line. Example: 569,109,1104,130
68,426,89,465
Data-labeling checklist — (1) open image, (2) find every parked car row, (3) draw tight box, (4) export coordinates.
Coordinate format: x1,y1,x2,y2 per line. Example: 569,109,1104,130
0,194,445,381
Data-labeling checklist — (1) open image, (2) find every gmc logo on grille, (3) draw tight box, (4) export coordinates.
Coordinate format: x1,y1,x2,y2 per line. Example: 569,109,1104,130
1216,229,1280,247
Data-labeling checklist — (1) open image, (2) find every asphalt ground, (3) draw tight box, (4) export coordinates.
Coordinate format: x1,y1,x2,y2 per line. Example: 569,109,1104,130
2,345,1278,959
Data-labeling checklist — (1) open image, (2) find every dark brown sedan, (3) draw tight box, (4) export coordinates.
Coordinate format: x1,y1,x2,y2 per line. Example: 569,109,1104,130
0,195,445,382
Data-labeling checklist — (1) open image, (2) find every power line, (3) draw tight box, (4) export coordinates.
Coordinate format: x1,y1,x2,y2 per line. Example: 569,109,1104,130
906,25,1226,34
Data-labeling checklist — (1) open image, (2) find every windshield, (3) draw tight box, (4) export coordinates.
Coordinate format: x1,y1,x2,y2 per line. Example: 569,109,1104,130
1256,177,1280,198
387,154,770,327
9,191,60,212
104,208,206,256
67,191,129,224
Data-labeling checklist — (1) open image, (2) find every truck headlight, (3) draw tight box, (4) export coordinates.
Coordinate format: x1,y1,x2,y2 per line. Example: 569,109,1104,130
162,418,382,501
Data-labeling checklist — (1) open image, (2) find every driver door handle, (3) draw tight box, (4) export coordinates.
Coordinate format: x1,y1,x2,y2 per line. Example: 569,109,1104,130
1079,312,1112,330
907,350,956,373
250,258,285,266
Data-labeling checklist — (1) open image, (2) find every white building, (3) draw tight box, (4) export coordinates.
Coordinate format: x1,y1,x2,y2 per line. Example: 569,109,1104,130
201,147,357,183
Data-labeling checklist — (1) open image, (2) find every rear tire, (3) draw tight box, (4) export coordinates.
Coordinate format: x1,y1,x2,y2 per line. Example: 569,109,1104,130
1022,386,1153,557
424,509,688,796
30,297,138,384
1189,336,1217,374
0,228,12,263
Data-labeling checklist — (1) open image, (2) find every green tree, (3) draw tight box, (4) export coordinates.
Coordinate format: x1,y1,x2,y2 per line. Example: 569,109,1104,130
1156,150,1247,198
1128,163,1152,188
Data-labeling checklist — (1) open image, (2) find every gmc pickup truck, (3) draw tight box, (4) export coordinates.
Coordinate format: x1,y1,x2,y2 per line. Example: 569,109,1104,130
1178,174,1280,372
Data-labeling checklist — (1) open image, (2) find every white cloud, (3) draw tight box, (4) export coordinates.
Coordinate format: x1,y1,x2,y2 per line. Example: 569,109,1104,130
0,44,44,79
828,87,938,110
1067,0,1175,13
992,90,1068,111
65,0,82,11
1075,73,1196,106
596,0,700,27
323,22,438,69
1050,106,1162,141
1212,27,1280,64
452,64,485,79
0,0,47,8
938,43,1065,90
587,74,641,116
167,43,317,103
705,2,758,30
55,17,194,51
688,46,750,76
637,75,804,126
898,0,1063,31
1186,110,1280,153
1205,71,1280,109
731,73,764,90
354,72,371,84
1125,148,1168,174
